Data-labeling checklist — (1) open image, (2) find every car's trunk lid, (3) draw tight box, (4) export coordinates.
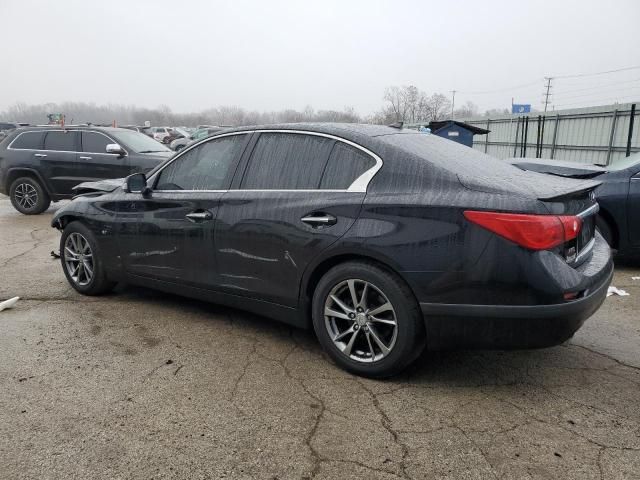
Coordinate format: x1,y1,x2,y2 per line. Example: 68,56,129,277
509,158,607,179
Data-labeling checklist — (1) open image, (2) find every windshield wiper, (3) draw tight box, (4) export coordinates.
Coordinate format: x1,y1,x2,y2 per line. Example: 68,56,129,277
138,150,166,153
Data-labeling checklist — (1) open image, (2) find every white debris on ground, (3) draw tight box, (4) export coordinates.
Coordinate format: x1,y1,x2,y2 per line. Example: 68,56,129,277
0,296,20,312
632,276,640,280
607,286,630,297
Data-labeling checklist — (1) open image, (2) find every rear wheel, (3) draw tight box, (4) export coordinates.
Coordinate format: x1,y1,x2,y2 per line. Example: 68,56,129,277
9,176,51,215
312,261,425,378
60,222,116,295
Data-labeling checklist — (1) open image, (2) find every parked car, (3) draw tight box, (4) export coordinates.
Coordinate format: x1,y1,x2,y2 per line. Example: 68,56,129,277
170,126,224,151
148,126,175,143
50,124,612,377
510,154,640,259
120,125,147,133
0,126,172,214
163,127,190,145
0,122,20,134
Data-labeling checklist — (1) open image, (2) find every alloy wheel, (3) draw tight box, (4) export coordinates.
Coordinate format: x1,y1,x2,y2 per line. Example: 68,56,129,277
14,183,38,210
324,279,398,363
64,233,94,286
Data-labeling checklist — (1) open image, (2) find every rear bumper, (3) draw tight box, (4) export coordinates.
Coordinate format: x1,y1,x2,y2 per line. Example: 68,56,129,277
421,234,614,350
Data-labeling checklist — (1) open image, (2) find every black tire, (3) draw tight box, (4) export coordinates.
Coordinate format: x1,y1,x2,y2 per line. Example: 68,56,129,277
312,261,425,378
60,221,116,295
596,215,614,248
9,176,51,215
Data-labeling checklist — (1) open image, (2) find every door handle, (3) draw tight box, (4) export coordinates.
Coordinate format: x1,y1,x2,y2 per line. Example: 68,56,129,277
301,213,337,227
34,153,47,158
185,210,213,222
79,156,92,160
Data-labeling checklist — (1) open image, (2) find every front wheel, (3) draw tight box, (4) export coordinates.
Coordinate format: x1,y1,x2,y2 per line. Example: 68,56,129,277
60,222,116,295
312,261,425,378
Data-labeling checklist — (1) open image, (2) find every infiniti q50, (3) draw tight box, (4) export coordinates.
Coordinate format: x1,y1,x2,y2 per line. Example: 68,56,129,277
51,123,613,377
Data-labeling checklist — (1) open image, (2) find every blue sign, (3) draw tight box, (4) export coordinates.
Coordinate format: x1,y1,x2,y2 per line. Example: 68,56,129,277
512,104,531,114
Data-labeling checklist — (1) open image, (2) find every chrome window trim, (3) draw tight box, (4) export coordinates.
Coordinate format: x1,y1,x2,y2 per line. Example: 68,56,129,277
149,131,251,191
80,130,128,156
7,131,46,151
148,129,383,194
7,129,129,156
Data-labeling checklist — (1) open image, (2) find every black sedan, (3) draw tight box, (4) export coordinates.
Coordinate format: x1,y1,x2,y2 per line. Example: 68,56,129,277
51,124,613,377
511,153,640,259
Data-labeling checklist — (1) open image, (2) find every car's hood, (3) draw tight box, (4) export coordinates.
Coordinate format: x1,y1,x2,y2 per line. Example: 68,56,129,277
72,178,124,195
508,158,607,179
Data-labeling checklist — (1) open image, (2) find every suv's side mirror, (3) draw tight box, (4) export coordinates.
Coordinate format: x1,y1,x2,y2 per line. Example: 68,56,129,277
106,143,125,157
124,173,151,197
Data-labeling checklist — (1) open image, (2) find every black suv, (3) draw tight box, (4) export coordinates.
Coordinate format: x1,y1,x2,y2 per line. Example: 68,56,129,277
0,126,172,214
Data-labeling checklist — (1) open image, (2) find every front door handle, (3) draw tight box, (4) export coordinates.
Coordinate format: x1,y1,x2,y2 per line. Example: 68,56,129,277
79,156,92,160
186,210,213,222
34,153,47,158
301,213,337,227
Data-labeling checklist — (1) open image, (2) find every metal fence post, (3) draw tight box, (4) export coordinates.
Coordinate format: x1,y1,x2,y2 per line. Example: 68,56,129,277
626,103,636,157
550,114,560,159
513,117,521,157
606,109,618,165
484,119,490,153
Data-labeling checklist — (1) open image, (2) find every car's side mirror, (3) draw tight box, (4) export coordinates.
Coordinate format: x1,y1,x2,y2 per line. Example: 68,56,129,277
106,143,126,157
124,173,151,197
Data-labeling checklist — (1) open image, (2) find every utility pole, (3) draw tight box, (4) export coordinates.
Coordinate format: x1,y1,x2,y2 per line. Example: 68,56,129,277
450,90,456,119
543,77,553,112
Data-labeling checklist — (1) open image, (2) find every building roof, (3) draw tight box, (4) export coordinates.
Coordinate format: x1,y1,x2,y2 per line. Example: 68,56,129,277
428,120,490,135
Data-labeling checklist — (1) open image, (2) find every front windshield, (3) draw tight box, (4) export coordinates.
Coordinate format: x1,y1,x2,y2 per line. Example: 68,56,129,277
605,152,640,171
113,129,171,153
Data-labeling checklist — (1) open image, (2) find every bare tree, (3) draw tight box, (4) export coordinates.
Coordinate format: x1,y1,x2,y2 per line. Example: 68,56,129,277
454,101,479,119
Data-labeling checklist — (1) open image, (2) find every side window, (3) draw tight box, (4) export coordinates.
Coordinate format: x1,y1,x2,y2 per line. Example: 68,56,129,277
241,133,334,189
320,142,376,189
155,134,246,190
10,131,44,150
43,131,78,152
82,132,112,153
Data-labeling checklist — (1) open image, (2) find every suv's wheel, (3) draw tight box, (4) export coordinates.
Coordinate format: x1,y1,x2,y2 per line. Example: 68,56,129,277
9,176,51,215
312,261,425,378
60,221,116,295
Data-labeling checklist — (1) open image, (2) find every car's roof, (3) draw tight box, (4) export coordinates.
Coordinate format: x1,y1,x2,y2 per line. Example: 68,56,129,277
221,122,418,139
12,125,133,134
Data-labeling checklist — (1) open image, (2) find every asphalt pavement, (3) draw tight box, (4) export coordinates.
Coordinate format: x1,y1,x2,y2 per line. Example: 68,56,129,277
0,195,639,479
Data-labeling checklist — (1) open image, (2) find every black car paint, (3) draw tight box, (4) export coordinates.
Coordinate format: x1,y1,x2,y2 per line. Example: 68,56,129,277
511,157,640,258
0,126,172,200
51,124,613,349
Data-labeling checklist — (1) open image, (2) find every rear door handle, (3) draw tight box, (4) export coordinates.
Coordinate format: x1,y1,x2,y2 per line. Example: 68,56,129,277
301,213,337,227
34,153,47,158
79,156,92,160
185,210,213,222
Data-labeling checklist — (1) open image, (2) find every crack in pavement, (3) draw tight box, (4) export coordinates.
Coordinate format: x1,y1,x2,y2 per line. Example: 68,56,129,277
566,343,640,372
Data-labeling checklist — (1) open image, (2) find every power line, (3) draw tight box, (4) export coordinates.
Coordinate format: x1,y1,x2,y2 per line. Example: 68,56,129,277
458,79,541,95
553,77,640,95
553,65,640,79
554,94,640,108
553,84,640,102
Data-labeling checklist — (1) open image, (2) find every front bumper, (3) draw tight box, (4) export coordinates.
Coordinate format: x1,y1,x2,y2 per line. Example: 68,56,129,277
421,233,614,350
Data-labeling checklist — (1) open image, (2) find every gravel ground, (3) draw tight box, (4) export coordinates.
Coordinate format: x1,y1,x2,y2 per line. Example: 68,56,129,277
0,195,639,480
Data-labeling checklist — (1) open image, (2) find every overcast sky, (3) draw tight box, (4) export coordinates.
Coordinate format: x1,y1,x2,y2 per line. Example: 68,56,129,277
2,0,639,115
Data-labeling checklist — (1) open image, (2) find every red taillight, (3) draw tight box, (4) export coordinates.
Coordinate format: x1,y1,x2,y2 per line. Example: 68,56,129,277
464,210,582,250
